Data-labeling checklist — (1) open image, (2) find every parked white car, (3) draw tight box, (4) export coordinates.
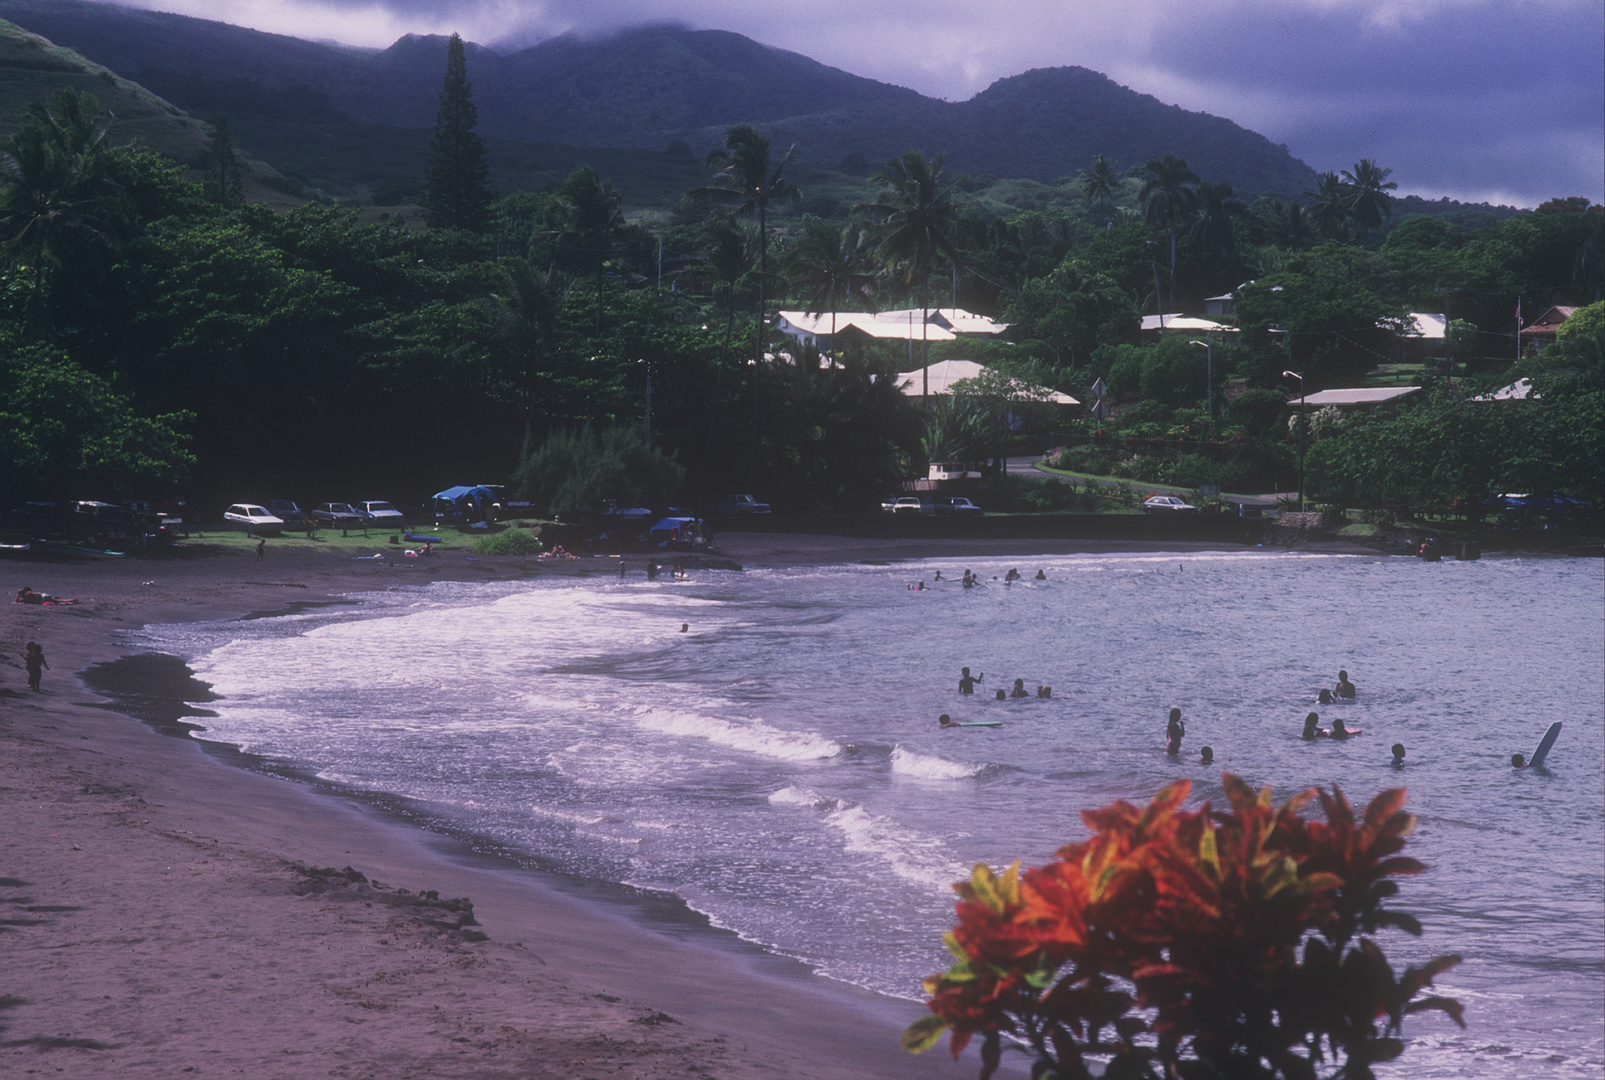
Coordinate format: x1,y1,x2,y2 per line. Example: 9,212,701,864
358,501,404,522
223,503,285,534
890,496,931,515
1143,495,1197,514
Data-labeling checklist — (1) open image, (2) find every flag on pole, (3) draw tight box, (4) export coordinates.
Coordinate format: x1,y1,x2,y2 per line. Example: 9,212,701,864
1515,298,1523,329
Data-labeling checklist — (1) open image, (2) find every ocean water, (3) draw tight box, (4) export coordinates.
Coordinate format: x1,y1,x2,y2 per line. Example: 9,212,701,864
131,552,1604,1078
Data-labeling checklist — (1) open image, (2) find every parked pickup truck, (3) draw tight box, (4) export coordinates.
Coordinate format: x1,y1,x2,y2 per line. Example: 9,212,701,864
888,496,930,515
713,494,770,516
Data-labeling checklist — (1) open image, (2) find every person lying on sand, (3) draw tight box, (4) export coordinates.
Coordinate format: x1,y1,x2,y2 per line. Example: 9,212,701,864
15,587,77,605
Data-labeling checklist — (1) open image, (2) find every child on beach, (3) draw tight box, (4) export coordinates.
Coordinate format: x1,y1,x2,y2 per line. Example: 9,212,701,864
24,642,47,691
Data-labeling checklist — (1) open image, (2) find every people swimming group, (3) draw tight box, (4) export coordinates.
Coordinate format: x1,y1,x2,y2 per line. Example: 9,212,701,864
911,568,1048,590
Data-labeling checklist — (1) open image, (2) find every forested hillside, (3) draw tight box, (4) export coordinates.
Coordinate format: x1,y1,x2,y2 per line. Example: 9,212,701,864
0,0,1318,199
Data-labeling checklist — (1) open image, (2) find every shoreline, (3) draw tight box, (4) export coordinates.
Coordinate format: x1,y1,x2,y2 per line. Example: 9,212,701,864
0,533,1484,1076
4,538,1029,1079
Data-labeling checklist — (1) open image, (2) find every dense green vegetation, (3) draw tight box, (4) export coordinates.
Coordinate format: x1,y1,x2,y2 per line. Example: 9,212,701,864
1,36,1599,522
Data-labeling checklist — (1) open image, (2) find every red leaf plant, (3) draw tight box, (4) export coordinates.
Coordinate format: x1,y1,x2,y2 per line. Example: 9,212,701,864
904,777,1463,1080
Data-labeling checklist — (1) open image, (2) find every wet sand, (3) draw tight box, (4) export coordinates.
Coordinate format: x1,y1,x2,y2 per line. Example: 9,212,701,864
0,534,1277,1077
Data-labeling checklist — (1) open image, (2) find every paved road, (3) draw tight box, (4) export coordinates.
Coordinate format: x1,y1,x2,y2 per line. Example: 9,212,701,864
1003,456,1286,507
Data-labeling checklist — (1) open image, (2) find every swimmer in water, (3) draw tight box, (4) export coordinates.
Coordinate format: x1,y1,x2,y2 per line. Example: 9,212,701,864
934,570,943,581
1199,746,1213,765
1329,716,1352,739
938,714,960,728
995,689,1007,701
1511,753,1526,768
1335,670,1356,699
1005,568,1020,583
962,570,975,588
1317,688,1334,705
1165,708,1185,754
1034,569,1046,580
1036,685,1051,699
679,623,689,633
958,667,983,695
1010,678,1029,699
1391,743,1406,767
1302,712,1323,740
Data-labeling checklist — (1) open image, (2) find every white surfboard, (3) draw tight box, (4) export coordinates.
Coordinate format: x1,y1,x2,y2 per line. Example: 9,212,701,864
1529,721,1562,768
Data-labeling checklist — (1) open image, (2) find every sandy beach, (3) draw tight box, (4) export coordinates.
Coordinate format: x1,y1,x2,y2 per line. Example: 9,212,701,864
2,531,1316,1079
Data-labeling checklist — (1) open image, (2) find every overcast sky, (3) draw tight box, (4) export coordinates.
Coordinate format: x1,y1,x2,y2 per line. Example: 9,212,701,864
112,0,1602,208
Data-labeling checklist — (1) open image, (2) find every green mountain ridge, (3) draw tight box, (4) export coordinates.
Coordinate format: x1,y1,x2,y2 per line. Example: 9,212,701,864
0,0,1319,199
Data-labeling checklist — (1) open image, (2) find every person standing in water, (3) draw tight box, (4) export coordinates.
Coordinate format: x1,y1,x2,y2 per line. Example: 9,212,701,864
1391,743,1406,767
1335,670,1357,699
1302,712,1323,740
1165,708,1185,754
1004,568,1020,583
1317,688,1334,705
958,667,983,695
1329,716,1353,739
1199,746,1213,765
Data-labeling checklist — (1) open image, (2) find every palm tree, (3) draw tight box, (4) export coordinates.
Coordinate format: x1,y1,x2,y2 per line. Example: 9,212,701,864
786,220,876,357
556,164,623,337
860,149,964,398
1341,159,1397,243
1139,154,1199,314
0,89,127,292
1304,171,1353,240
1078,154,1121,228
1191,180,1245,259
1259,198,1316,252
679,212,756,503
695,124,799,479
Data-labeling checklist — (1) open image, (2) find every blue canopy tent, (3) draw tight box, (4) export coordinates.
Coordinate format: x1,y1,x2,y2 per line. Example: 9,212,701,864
648,516,706,547
431,485,497,527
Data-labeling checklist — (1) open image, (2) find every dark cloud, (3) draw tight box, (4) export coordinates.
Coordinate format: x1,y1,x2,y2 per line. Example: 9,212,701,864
1138,1,1605,205
116,0,1603,207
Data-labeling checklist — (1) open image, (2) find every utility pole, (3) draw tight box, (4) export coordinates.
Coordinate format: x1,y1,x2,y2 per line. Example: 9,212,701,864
1285,370,1305,512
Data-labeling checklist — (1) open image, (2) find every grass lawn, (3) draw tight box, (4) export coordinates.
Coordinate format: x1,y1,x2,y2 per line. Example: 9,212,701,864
1029,463,1278,504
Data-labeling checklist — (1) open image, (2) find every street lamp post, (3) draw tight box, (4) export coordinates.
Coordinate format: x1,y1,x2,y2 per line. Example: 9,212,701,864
1190,337,1213,419
1284,370,1305,513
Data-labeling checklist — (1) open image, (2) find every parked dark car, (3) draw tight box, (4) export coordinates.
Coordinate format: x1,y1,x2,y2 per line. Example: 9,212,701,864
713,494,770,516
933,496,984,516
267,500,317,530
312,502,367,528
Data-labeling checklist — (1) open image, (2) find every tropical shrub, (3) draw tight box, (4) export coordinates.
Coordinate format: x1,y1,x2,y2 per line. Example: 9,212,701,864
472,528,543,555
905,777,1462,1080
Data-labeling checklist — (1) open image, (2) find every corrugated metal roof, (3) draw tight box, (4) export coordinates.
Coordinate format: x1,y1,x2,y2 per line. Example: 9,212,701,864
1140,315,1236,333
1291,387,1422,406
894,359,1079,405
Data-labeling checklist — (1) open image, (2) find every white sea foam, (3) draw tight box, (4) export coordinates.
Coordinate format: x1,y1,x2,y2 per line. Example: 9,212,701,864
822,803,965,891
889,745,983,780
636,708,841,761
768,785,847,812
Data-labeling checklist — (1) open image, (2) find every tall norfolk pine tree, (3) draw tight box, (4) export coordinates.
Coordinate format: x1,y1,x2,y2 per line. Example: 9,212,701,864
422,34,493,232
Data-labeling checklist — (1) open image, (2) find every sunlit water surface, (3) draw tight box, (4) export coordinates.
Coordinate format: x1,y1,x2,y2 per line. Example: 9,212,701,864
132,552,1603,1078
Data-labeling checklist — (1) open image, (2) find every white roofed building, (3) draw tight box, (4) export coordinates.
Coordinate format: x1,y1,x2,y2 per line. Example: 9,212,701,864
894,359,1078,406
1288,386,1423,408
774,307,1006,349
